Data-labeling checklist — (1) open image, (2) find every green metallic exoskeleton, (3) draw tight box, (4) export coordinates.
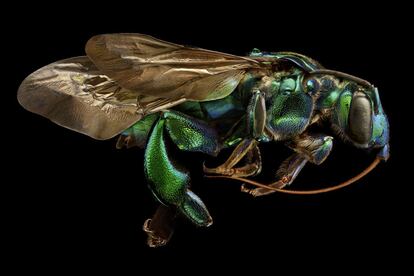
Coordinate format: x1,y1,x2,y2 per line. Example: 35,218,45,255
17,34,390,247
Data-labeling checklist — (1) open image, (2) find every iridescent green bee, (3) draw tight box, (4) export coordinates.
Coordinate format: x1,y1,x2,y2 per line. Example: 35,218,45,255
18,34,389,247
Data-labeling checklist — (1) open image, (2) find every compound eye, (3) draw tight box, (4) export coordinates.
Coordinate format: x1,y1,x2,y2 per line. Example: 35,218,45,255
348,92,373,145
305,78,320,95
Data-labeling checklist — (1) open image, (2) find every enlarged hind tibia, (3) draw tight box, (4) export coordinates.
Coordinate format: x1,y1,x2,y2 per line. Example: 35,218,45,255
144,110,217,243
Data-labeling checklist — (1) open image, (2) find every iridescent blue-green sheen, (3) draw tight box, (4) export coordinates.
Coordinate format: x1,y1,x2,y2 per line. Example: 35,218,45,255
144,118,189,205
369,88,390,148
248,50,321,72
163,111,219,156
267,78,313,138
334,90,352,130
181,191,212,227
317,88,341,109
122,114,158,147
313,137,333,165
372,111,389,146
144,111,213,226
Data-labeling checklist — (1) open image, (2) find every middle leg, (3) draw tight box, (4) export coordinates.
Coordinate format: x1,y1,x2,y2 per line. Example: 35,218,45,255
243,133,334,197
203,139,262,177
203,90,266,178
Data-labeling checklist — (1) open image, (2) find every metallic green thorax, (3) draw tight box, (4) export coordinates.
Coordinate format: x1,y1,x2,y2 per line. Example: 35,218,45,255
266,76,313,140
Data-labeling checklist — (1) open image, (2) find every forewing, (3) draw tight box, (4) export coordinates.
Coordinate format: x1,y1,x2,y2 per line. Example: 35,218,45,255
17,56,143,140
85,33,268,101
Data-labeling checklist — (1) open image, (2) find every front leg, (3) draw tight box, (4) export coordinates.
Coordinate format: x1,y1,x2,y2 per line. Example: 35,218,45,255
244,133,333,197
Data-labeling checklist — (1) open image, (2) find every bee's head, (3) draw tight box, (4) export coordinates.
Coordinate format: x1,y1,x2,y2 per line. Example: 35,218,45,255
304,70,390,160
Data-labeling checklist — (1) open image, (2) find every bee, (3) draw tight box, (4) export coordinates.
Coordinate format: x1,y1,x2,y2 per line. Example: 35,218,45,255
18,33,389,247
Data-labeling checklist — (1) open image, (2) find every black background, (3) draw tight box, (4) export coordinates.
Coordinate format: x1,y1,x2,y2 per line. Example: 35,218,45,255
6,2,411,272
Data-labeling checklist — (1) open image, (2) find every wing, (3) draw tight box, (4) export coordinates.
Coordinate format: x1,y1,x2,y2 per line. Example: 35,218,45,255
17,56,146,140
18,35,270,140
85,33,270,101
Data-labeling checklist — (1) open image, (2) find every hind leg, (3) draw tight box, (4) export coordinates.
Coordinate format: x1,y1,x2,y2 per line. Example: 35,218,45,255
144,110,220,246
143,205,177,247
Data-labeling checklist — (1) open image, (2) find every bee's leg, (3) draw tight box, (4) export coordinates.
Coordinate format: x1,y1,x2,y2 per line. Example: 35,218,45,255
143,205,177,248
243,133,333,197
203,91,265,177
241,153,308,196
144,110,219,246
231,142,262,177
203,138,262,177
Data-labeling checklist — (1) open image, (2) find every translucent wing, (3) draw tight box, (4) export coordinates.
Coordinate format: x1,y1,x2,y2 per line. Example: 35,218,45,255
85,33,269,101
18,35,269,140
17,56,150,140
